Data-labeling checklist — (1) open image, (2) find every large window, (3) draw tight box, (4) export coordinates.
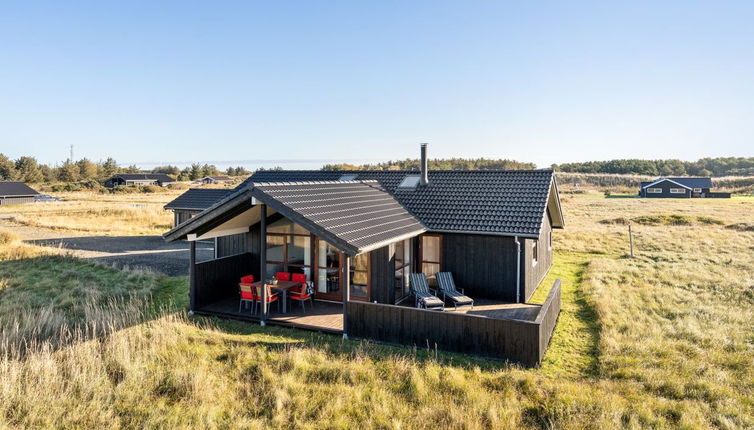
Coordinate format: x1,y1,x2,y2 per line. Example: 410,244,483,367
670,188,686,194
647,188,662,194
394,239,411,302
265,218,311,281
420,235,442,283
349,253,369,300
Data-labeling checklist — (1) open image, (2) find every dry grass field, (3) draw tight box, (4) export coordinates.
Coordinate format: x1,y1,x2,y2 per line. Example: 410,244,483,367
0,190,183,236
0,192,752,428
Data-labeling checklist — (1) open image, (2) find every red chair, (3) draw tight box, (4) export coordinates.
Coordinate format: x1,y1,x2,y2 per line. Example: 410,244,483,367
289,273,313,312
254,284,280,315
240,275,255,285
238,283,256,314
275,272,290,281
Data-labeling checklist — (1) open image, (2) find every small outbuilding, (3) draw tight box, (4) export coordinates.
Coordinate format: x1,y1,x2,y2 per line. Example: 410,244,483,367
103,174,175,188
0,182,40,205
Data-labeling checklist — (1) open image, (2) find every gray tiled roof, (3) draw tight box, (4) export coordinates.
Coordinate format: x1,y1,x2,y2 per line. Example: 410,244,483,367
641,177,713,189
164,188,233,210
244,170,559,237
0,182,39,197
252,181,425,254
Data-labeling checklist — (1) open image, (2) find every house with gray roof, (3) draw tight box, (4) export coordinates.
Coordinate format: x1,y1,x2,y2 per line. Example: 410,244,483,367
103,173,175,188
0,182,39,205
163,145,564,365
638,177,730,198
164,188,233,227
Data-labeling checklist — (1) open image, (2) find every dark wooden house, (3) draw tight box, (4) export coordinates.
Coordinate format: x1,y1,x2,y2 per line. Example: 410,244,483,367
639,177,730,198
164,188,232,227
0,182,39,205
163,145,565,365
104,174,175,188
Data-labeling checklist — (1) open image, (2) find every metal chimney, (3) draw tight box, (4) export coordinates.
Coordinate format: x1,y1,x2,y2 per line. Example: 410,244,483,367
420,143,429,185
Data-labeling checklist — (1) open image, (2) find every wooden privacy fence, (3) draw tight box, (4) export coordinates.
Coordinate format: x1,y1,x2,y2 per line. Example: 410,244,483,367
346,279,561,367
193,252,257,309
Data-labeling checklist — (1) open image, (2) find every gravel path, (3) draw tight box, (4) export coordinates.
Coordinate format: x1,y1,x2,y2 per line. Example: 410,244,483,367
0,218,213,276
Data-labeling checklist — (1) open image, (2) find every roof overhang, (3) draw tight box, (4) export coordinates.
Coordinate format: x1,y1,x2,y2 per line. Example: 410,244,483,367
164,182,426,256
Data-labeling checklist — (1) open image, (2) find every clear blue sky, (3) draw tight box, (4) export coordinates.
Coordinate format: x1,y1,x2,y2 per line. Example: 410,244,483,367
1,1,753,169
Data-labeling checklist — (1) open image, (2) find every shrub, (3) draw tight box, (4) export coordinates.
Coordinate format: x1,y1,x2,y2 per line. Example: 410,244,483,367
0,230,18,245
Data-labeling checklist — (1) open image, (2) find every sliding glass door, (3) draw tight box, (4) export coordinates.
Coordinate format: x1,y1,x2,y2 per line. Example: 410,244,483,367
313,238,370,302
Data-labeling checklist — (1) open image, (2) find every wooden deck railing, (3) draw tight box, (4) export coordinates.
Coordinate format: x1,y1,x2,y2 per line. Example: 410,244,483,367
346,279,562,367
193,252,258,309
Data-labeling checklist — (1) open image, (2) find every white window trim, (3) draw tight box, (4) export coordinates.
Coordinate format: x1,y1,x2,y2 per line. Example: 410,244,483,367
670,188,686,194
693,188,702,193
647,188,662,194
548,230,552,250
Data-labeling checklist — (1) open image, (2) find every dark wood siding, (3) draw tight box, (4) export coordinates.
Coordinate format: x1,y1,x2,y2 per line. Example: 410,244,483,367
173,210,200,227
0,196,35,205
194,252,259,308
216,233,251,257
345,279,561,367
369,245,395,304
522,214,553,301
440,233,519,302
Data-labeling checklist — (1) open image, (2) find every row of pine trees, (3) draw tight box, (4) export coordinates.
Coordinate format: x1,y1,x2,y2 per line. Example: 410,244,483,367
0,153,249,184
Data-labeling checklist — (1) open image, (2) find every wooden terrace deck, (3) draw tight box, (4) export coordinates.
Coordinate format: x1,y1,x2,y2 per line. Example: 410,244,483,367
199,298,344,333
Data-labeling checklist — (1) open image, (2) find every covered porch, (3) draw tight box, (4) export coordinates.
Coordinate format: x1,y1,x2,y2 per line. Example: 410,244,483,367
171,181,427,332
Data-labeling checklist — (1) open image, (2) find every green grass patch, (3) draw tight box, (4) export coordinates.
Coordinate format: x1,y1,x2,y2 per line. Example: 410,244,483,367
529,252,600,378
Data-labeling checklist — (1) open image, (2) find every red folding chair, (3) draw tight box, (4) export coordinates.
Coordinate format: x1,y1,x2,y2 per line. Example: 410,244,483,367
275,272,290,281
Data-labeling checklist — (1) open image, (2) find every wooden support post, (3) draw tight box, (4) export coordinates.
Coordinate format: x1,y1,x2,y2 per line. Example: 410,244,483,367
259,203,267,325
629,224,634,258
343,255,350,340
189,241,197,313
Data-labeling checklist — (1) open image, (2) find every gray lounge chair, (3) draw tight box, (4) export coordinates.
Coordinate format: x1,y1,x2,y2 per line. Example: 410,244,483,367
409,273,445,311
436,272,474,310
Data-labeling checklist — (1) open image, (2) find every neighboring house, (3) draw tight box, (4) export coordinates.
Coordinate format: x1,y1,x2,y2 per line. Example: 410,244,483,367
196,176,232,184
638,177,730,198
163,145,565,366
164,188,233,227
103,174,176,188
0,182,39,205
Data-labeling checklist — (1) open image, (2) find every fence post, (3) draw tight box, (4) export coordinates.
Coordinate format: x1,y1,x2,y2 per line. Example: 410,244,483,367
629,224,634,258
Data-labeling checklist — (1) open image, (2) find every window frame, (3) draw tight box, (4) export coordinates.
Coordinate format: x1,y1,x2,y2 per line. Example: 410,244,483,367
670,188,686,194
265,221,313,281
693,187,702,193
394,239,412,302
646,188,662,194
532,240,539,266
419,234,443,281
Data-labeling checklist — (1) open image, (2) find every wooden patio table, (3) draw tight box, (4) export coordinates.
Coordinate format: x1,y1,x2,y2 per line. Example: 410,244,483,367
251,280,300,314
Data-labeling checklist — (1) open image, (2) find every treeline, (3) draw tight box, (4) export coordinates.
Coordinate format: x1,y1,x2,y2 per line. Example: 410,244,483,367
553,157,754,177
0,153,250,183
322,158,536,171
151,164,249,181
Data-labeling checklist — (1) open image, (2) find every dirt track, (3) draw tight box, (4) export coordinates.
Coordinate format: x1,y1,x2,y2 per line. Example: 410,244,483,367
0,218,213,276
